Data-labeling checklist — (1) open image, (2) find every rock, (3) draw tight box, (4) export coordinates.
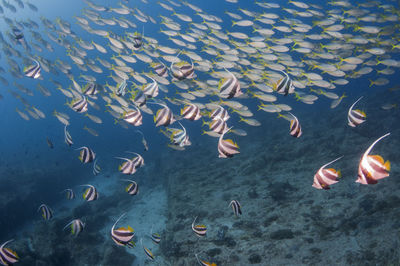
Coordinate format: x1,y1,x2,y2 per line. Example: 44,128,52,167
248,253,262,264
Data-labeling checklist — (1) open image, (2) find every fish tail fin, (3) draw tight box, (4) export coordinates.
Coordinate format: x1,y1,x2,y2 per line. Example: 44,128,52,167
369,79,374,87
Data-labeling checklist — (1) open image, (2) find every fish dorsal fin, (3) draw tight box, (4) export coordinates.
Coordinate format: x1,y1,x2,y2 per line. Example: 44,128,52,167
369,154,384,164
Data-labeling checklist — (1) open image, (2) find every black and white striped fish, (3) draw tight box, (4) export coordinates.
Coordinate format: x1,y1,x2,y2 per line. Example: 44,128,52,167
123,106,143,126
131,29,144,49
0,240,19,265
93,159,101,176
62,188,75,200
150,227,161,244
152,102,175,127
63,219,85,236
171,122,190,147
208,118,227,134
170,51,194,80
273,70,295,96
116,152,144,175
70,97,88,113
218,127,240,158
348,96,366,127
82,82,99,96
24,59,41,79
122,179,139,195
229,200,242,216
141,239,154,260
209,105,230,121
77,146,95,163
81,184,98,201
181,103,201,121
38,204,53,220
131,88,147,107
152,62,168,77
288,112,302,138
143,77,159,98
64,125,73,146
219,68,242,99
192,216,207,237
111,213,135,246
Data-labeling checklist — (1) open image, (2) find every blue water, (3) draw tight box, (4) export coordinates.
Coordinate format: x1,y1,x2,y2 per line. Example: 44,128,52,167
0,0,399,265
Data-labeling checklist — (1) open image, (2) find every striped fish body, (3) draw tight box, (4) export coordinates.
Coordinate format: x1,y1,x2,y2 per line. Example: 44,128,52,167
132,90,146,107
229,200,242,216
116,80,127,96
93,160,101,176
209,118,227,134
171,67,185,80
289,117,302,138
79,147,95,163
210,106,230,121
131,155,145,169
38,204,52,220
356,133,390,185
218,136,240,158
153,63,168,77
82,83,98,96
24,61,41,79
143,81,159,98
64,126,73,146
274,74,294,96
312,168,340,190
112,227,135,245
0,241,18,265
154,107,175,127
126,181,138,195
71,97,88,113
65,189,75,200
143,245,154,260
83,186,98,201
192,217,207,237
179,63,194,79
119,160,136,175
67,219,84,236
219,75,242,99
348,109,366,127
181,104,201,121
123,110,143,126
358,155,390,185
151,233,161,244
132,35,143,49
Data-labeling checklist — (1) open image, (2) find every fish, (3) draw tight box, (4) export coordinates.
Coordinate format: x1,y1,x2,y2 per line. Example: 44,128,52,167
229,200,242,216
62,188,75,200
141,239,154,260
122,179,139,195
288,112,302,138
116,152,144,175
64,125,73,146
83,126,99,137
181,103,202,121
93,159,101,176
24,59,41,79
218,68,242,99
111,213,135,246
38,204,53,220
150,227,161,244
192,216,207,237
0,240,19,266
143,77,159,98
356,133,391,185
122,106,143,126
312,156,343,190
135,130,148,151
273,70,295,96
46,137,54,149
195,254,216,266
77,146,95,163
69,97,88,113
63,219,85,237
152,61,168,77
152,102,176,127
209,105,230,121
218,127,239,158
348,97,366,127
81,184,99,201
204,118,227,134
